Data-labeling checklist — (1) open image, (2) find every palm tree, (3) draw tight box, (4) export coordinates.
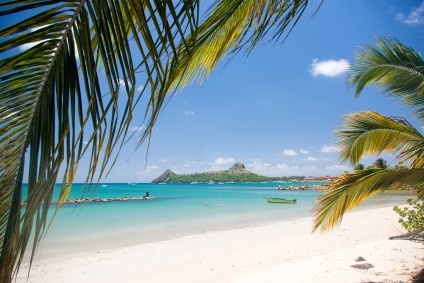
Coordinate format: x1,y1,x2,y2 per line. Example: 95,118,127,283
313,37,424,232
0,0,315,281
354,163,365,170
371,158,389,169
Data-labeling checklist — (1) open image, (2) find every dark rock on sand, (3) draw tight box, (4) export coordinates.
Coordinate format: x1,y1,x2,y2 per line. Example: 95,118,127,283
355,256,366,262
351,263,374,270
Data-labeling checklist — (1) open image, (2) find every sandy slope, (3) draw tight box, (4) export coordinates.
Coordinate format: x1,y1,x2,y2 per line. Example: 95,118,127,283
17,206,423,283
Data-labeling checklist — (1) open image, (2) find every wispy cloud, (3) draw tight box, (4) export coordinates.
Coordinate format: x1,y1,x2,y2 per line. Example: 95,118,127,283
137,85,145,92
325,164,349,172
20,26,80,59
299,149,309,154
213,157,235,166
276,163,290,171
119,79,133,89
184,111,196,117
310,59,350,77
275,164,316,173
305,156,318,161
129,125,145,132
246,160,271,172
321,145,339,153
396,1,424,25
19,26,49,51
138,164,161,175
282,149,297,156
146,165,159,169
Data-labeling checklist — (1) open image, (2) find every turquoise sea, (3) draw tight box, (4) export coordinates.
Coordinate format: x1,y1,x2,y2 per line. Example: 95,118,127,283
24,182,413,260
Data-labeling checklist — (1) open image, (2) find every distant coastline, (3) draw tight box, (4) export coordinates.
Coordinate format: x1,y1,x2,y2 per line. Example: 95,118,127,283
151,162,335,184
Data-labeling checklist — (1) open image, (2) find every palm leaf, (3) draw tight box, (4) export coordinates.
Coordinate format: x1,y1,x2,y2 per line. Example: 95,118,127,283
349,37,424,123
337,111,424,168
312,168,424,232
313,38,424,233
0,0,312,281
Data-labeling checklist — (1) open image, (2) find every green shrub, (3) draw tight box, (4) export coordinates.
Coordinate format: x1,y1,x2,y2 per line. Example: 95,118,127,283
393,199,424,233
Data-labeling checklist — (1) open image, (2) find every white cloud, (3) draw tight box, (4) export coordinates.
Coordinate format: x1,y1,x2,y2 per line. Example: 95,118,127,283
282,149,297,156
246,160,271,172
146,165,159,169
321,145,339,153
310,58,350,77
396,1,424,25
299,149,309,154
137,85,145,92
325,164,349,172
305,156,318,161
184,111,196,117
276,163,291,171
20,41,40,51
129,125,145,132
275,164,316,173
213,157,235,166
20,26,80,59
19,26,48,51
138,164,161,175
119,79,132,89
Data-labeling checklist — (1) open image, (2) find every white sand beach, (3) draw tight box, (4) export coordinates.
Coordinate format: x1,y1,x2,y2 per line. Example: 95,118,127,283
17,206,423,283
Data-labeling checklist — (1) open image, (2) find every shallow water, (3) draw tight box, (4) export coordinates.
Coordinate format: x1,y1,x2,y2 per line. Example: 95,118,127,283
23,182,413,261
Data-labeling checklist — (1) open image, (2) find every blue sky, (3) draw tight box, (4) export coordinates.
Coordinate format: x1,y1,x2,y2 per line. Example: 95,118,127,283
11,1,424,183
103,0,424,182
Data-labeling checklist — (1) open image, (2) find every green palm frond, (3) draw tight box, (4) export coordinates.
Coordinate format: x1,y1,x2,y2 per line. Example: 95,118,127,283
349,37,424,122
0,1,312,281
167,0,312,91
337,111,424,168
313,38,424,233
312,168,424,232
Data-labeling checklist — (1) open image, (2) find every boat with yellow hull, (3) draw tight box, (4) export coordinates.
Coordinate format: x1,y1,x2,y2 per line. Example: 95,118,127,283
265,197,297,204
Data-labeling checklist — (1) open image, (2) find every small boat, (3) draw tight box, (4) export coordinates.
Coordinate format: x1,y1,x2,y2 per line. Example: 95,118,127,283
265,197,297,204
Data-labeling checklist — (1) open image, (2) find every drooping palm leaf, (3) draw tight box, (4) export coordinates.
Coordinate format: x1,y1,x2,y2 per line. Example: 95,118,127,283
313,168,424,232
0,1,312,281
349,37,424,123
166,0,312,92
313,37,424,233
337,111,424,168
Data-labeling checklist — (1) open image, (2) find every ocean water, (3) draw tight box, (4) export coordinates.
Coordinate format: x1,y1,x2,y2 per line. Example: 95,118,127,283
23,182,413,260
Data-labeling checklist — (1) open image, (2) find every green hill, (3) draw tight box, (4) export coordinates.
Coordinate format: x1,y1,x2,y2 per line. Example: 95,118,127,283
151,162,305,183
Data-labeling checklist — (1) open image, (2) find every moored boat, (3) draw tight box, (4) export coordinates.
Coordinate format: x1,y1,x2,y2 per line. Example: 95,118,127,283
265,197,297,203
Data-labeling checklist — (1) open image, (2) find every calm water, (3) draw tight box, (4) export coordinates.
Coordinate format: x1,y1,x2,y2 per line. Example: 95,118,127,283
23,182,413,260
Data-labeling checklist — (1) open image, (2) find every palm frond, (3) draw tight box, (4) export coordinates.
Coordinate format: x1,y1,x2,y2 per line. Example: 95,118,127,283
164,0,312,94
337,111,424,168
349,36,424,123
0,0,312,281
1,0,200,280
312,168,424,232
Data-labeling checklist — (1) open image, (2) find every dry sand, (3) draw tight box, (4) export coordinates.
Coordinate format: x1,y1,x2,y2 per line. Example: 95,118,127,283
17,206,423,283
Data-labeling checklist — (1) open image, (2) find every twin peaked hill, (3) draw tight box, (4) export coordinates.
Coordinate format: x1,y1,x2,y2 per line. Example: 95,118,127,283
151,162,300,183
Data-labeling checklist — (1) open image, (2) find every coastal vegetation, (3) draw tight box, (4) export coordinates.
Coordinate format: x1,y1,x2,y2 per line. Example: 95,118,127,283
313,37,424,232
158,172,271,183
0,1,314,280
151,162,313,184
394,199,424,234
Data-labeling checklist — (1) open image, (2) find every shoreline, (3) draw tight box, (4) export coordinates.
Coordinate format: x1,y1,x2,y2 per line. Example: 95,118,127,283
17,205,423,283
